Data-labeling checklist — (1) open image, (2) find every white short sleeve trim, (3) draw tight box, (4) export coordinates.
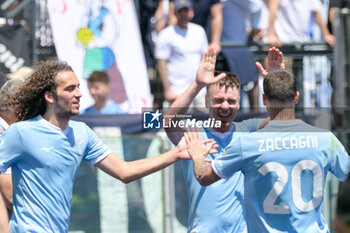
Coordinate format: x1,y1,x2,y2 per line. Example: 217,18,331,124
212,160,230,179
0,117,9,131
90,150,112,166
4,167,11,174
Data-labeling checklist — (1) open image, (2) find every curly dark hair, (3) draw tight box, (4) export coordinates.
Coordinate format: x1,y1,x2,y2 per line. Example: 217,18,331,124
13,60,73,121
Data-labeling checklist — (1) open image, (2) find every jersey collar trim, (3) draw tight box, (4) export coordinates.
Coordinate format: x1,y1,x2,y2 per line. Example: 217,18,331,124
37,115,70,136
205,124,234,140
0,117,9,130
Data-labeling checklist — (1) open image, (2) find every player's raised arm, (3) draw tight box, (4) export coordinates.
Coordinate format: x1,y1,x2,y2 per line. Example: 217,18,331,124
164,47,226,144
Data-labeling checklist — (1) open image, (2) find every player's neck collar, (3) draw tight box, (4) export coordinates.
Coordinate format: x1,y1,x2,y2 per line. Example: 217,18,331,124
268,119,304,126
37,115,70,136
206,124,234,140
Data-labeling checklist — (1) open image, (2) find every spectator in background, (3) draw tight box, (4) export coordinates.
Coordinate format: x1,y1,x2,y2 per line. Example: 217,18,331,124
139,0,169,110
82,71,125,114
0,77,26,233
220,0,267,110
221,0,266,43
155,0,208,110
267,0,335,47
154,0,176,34
184,0,222,52
157,0,222,52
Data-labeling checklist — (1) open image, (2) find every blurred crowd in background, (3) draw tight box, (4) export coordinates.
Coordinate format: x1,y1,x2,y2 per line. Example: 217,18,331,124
0,0,346,114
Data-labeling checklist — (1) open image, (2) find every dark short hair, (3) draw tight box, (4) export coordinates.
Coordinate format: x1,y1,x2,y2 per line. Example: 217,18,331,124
88,71,110,84
208,71,240,91
263,69,297,102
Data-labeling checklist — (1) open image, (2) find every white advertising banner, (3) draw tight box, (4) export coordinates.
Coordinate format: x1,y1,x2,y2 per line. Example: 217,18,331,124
47,0,151,113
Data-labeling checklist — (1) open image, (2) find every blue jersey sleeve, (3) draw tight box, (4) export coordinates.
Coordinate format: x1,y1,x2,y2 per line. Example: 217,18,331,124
83,124,111,165
329,134,350,180
212,137,244,179
0,125,23,172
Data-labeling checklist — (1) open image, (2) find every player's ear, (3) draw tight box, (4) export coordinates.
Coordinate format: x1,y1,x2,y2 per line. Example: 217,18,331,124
262,94,267,106
294,91,299,105
44,91,55,104
105,82,111,92
189,8,194,20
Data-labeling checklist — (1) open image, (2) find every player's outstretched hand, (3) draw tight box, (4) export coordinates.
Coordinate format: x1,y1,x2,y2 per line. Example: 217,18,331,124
177,134,216,160
196,47,226,87
256,47,285,77
184,127,218,161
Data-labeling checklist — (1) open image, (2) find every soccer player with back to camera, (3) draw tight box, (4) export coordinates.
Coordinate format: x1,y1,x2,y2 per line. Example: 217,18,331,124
185,68,350,232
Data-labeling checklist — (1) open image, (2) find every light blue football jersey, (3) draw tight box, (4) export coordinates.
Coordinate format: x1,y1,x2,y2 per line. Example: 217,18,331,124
212,120,350,233
183,118,262,233
0,116,111,233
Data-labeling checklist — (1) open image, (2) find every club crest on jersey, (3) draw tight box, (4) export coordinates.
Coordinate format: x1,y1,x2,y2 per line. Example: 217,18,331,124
41,146,54,152
75,141,84,156
75,141,83,147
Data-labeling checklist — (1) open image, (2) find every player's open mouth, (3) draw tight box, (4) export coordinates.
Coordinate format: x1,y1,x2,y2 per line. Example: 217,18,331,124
218,112,230,117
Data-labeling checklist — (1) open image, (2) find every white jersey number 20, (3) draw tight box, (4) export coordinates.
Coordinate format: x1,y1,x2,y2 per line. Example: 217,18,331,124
258,160,323,214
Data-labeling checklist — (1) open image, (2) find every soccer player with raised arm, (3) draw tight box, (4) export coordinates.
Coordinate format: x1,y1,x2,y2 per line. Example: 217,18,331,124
185,69,350,232
164,47,283,232
0,60,207,232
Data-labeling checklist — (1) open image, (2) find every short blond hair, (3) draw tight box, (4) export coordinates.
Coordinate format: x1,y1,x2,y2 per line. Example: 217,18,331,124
207,71,240,91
